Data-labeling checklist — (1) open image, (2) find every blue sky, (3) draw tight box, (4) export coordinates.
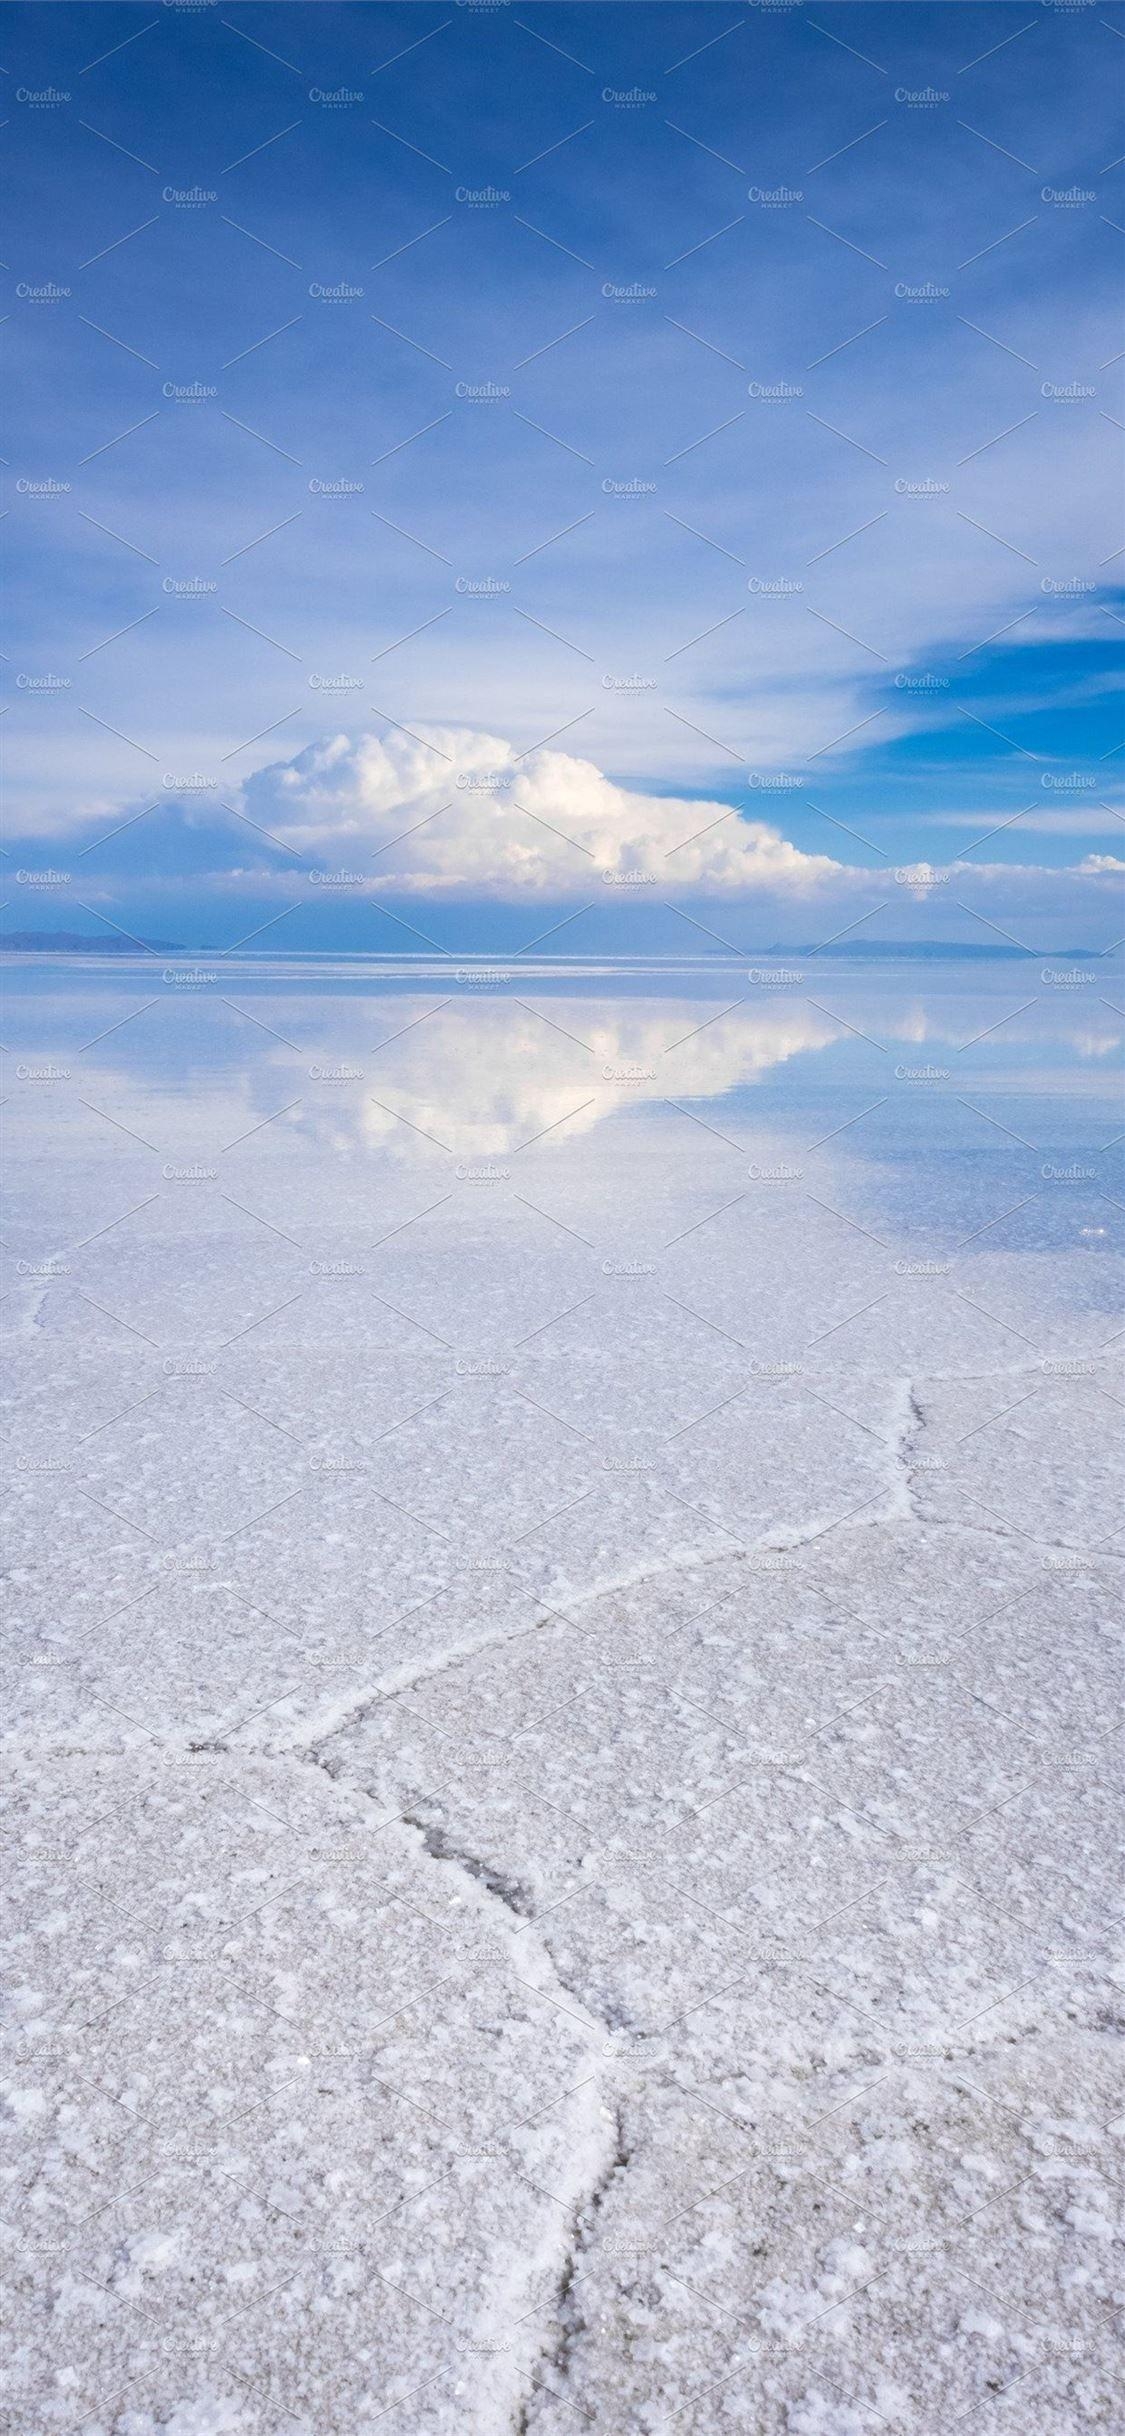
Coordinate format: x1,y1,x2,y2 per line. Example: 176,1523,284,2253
4,0,1124,949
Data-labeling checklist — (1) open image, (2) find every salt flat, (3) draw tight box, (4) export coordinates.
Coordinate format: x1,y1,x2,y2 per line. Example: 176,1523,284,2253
2,959,1122,2434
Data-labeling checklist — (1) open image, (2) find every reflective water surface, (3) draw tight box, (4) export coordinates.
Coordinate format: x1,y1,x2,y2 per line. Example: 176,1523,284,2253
5,951,1122,1276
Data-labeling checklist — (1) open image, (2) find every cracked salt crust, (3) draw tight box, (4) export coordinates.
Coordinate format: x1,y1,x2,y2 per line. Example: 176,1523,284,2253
2,976,1122,2433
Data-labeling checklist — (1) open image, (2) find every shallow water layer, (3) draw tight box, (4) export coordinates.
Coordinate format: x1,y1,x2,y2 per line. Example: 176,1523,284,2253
2,955,1122,2436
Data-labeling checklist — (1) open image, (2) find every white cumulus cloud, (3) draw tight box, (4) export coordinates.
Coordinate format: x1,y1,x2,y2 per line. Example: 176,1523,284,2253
239,725,847,899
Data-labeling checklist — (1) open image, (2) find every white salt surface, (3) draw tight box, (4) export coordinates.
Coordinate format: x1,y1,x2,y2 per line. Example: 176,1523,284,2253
2,966,1122,2431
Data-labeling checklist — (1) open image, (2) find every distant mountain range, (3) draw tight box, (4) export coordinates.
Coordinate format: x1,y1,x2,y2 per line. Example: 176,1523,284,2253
0,930,1103,961
790,940,1098,960
0,931,188,954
